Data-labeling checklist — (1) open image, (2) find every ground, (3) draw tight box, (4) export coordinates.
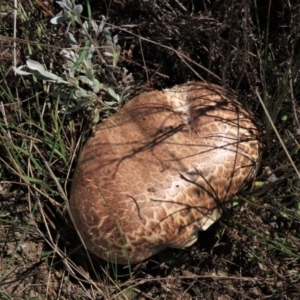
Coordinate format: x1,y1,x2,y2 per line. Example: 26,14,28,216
0,0,300,299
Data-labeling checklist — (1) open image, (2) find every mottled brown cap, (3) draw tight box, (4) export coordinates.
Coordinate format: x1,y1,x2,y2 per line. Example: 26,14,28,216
70,82,261,265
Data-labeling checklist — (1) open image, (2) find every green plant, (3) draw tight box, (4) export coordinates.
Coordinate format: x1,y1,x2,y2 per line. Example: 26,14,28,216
13,0,133,126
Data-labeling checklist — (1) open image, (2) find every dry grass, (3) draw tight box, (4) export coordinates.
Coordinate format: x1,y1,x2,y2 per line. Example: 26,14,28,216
1,0,300,299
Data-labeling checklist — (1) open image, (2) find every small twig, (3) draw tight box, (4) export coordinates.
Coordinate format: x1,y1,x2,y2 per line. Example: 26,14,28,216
174,50,206,82
288,57,300,129
32,144,68,203
120,273,264,289
138,31,149,82
0,102,12,141
34,0,55,17
105,21,222,82
13,0,17,68
255,89,300,180
174,0,188,12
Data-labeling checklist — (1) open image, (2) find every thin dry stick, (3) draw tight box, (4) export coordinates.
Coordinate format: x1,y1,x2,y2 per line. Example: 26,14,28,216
0,102,12,140
255,89,300,180
138,31,149,82
288,58,300,129
13,0,23,121
32,144,68,203
119,273,263,292
174,0,188,11
174,50,206,82
0,34,65,49
34,0,55,17
105,22,222,82
64,128,84,195
13,0,17,67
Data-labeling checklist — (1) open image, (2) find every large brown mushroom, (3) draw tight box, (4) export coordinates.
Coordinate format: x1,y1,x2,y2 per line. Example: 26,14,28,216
70,82,261,265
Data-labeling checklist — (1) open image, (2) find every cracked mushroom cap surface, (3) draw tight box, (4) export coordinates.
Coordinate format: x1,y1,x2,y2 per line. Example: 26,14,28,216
70,82,261,265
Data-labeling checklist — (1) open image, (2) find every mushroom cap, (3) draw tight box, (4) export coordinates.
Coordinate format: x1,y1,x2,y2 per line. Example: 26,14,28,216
70,82,261,264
